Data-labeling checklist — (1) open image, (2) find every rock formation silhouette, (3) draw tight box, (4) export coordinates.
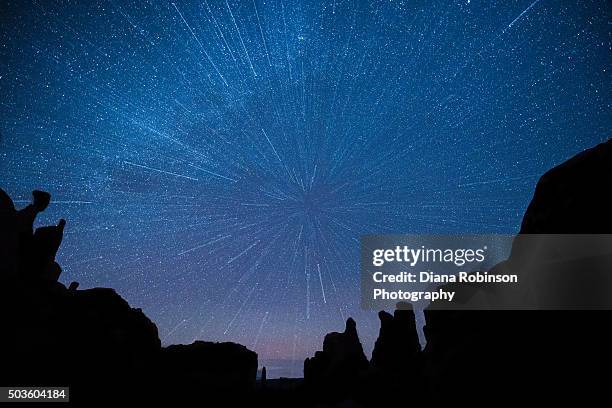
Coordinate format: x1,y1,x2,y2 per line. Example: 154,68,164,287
0,189,257,404
162,341,257,392
304,317,369,403
1,139,610,405
303,139,612,405
370,306,420,373
520,139,612,233
421,139,612,403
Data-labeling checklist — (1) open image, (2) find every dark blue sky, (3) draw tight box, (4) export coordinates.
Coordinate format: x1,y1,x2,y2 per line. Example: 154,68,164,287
1,0,609,377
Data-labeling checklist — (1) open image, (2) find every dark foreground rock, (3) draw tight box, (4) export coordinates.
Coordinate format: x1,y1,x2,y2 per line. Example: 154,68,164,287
370,307,420,374
162,341,257,391
422,139,612,403
0,189,257,404
2,139,611,405
303,139,612,406
520,139,612,233
0,278,258,403
304,318,369,403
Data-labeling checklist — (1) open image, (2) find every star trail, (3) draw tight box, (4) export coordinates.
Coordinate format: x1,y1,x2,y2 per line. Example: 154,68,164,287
0,0,609,377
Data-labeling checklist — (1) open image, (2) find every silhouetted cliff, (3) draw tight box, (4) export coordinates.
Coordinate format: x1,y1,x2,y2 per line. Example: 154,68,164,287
422,140,612,403
520,139,612,233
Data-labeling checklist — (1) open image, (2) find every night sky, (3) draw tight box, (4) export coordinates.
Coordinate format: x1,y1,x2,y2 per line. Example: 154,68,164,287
1,0,609,377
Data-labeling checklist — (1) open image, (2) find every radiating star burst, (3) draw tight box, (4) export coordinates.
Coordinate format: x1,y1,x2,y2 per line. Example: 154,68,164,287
1,0,609,377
